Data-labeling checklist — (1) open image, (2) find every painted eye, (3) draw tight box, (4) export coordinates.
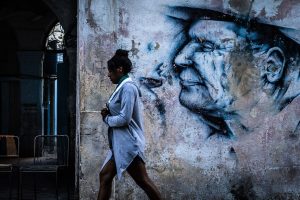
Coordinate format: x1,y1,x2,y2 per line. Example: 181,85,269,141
196,37,205,43
203,42,214,48
202,41,215,52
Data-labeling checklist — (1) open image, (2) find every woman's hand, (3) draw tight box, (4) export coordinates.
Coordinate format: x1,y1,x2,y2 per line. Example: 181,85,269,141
101,108,110,120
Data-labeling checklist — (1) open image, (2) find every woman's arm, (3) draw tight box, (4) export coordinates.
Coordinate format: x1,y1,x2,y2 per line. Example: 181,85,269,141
104,84,137,127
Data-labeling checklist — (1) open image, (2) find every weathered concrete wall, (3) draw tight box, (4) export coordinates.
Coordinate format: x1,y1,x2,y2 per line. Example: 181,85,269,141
79,0,300,199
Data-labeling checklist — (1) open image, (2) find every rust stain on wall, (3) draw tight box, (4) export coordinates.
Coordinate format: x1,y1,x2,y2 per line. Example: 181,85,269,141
229,0,252,15
86,0,98,29
270,0,296,20
211,0,223,8
119,8,129,37
229,49,260,98
130,40,140,58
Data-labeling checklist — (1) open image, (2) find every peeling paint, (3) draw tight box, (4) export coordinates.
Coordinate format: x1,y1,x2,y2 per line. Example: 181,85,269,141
252,0,283,18
79,0,300,199
130,40,140,57
118,8,130,37
228,0,252,14
86,0,98,29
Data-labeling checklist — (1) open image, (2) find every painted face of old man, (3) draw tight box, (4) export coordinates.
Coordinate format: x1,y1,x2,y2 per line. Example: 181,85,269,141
174,20,291,136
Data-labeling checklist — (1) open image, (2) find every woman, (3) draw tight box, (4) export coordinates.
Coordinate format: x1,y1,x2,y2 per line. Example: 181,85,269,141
97,49,162,200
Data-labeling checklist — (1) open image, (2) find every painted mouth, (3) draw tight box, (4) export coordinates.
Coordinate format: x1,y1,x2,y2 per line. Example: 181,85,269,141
179,80,204,87
178,66,205,87
139,77,163,88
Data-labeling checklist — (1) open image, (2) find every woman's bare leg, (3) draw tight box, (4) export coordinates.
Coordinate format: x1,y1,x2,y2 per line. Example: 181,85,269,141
97,159,117,200
127,156,162,200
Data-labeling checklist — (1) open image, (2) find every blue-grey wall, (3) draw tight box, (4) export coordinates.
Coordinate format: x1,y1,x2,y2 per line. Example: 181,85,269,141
79,1,300,199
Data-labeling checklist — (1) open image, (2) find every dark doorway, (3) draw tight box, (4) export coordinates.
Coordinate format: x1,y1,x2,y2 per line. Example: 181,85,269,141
0,0,77,199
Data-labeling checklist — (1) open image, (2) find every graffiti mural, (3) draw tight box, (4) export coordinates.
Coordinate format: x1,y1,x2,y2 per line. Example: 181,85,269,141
140,7,300,138
79,1,300,199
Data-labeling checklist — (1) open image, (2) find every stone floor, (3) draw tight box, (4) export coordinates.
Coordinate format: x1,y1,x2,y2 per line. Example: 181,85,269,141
0,169,73,200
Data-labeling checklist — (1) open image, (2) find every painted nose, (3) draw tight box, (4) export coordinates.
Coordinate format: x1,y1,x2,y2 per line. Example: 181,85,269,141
173,42,195,72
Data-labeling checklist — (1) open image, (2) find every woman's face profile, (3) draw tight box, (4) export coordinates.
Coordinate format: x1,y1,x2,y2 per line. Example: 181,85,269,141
108,66,123,84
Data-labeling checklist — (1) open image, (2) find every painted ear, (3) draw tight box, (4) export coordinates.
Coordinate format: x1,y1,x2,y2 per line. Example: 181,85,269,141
264,47,286,83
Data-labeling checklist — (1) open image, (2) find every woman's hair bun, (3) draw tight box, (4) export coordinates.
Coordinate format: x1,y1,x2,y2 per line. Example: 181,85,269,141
108,49,132,73
115,49,129,57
